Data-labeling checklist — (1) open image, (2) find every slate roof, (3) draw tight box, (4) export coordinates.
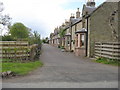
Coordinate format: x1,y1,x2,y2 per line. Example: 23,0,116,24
71,17,82,26
84,6,96,15
71,5,96,27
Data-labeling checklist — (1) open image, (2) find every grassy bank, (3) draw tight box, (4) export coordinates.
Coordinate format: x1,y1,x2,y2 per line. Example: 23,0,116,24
93,57,120,66
0,60,43,75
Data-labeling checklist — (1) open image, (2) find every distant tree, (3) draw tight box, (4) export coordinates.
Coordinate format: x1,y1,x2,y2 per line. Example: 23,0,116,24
10,23,30,40
28,31,41,45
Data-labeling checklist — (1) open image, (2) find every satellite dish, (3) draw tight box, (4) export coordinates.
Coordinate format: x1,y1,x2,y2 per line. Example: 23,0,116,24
0,2,4,12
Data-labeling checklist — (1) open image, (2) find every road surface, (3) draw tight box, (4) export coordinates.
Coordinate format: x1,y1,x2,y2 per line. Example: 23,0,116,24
2,44,118,88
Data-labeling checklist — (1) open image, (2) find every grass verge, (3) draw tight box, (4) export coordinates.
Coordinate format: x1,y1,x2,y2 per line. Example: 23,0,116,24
93,57,120,66
0,60,43,75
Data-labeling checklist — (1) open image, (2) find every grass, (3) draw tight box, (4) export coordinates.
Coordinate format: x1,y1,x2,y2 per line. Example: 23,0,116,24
0,60,43,75
93,57,120,66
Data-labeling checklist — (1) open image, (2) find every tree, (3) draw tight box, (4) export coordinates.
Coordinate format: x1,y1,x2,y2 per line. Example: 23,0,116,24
42,37,49,44
0,2,11,36
59,29,65,38
59,29,66,47
33,31,41,44
0,14,11,26
0,2,11,26
10,23,29,40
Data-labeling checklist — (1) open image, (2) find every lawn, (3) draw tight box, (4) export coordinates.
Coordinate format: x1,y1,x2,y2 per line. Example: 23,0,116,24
0,60,43,75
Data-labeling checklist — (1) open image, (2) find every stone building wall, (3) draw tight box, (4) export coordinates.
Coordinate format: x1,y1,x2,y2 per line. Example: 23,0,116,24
76,21,82,31
71,25,76,51
118,1,120,42
88,2,119,57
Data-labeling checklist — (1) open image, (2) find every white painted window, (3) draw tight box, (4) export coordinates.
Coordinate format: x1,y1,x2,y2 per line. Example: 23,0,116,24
80,34,85,47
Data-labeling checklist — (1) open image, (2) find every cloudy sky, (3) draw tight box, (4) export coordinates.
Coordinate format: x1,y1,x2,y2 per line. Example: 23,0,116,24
1,0,106,38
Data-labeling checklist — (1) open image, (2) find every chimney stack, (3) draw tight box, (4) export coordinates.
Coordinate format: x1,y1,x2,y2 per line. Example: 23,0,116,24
65,19,69,26
87,0,95,7
70,13,75,20
76,8,80,18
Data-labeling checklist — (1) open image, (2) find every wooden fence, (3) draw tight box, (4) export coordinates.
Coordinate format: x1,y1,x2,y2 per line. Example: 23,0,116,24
0,41,40,61
94,42,120,60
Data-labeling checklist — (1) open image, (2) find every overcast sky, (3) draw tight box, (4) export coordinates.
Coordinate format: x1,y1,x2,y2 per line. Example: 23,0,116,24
1,0,105,38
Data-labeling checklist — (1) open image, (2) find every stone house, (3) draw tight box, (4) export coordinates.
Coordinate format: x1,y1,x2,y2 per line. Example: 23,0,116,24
64,10,81,52
73,1,119,58
87,2,119,57
64,26,71,51
71,8,82,52
50,27,60,47
58,0,96,54
59,19,71,51
74,0,96,57
50,0,96,54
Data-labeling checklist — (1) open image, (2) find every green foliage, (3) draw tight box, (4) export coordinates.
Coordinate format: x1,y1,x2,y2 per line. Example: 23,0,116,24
94,57,120,66
1,60,43,75
42,39,46,43
58,45,61,48
1,35,15,41
59,29,65,38
0,58,17,62
42,37,49,43
61,46,65,49
10,22,29,40
33,31,41,44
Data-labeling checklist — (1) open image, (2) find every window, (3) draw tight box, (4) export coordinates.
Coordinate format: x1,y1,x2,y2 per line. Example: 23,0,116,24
67,37,70,45
80,34,85,47
68,40,70,44
76,34,78,47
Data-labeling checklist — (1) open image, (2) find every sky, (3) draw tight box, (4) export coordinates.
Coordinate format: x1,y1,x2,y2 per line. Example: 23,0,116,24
1,0,106,38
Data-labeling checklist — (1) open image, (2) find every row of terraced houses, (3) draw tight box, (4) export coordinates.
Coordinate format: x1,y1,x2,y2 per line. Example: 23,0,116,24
49,0,120,60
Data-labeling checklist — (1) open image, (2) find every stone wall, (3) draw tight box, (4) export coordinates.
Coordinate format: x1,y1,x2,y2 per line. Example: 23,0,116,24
88,2,119,57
